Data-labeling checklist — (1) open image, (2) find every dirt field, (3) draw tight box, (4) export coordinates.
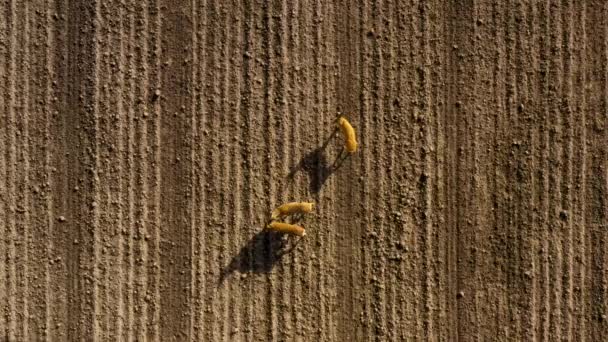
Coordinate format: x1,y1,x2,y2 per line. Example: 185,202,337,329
1,0,607,341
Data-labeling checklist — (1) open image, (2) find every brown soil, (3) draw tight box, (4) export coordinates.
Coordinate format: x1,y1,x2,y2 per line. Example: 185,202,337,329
1,1,607,341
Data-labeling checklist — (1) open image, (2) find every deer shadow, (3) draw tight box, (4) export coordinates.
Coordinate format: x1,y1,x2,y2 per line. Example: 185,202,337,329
286,128,350,194
219,227,303,284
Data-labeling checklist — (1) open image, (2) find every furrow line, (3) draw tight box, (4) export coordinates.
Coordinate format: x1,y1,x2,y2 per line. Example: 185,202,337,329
312,1,327,341
371,0,389,338
326,2,337,338
333,0,363,338
417,0,429,339
401,0,415,336
384,2,400,339
43,1,56,340
6,0,18,338
470,0,482,339
219,3,237,339
65,2,99,337
236,0,255,340
20,2,31,339
280,0,298,339
204,1,221,340
316,0,328,338
253,0,270,247
0,0,7,336
504,0,519,336
446,0,466,338
49,1,71,338
91,0,102,339
240,0,271,338
428,0,444,339
384,0,398,337
512,0,526,336
322,1,339,339
229,0,245,339
25,2,56,339
136,0,151,338
219,4,233,338
568,2,586,340
330,2,342,339
211,1,225,339
189,0,201,340
509,0,519,337
549,1,564,339
310,0,321,337
96,2,111,338
359,2,371,340
325,1,334,337
150,0,162,338
453,0,479,334
478,2,497,338
130,4,146,336
424,1,436,339
200,0,212,339
262,0,278,339
199,0,214,339
378,0,389,337
562,1,575,340
306,0,320,339
125,3,137,337
602,3,608,335
275,1,293,339
284,0,301,339
486,1,503,339
522,0,537,337
101,2,123,338
538,1,551,339
577,3,587,341
423,0,439,338
158,0,194,337
514,0,534,338
440,1,456,339
323,1,337,338
296,0,314,338
217,2,233,338
490,1,506,338
391,1,413,339
115,2,128,338
527,1,540,339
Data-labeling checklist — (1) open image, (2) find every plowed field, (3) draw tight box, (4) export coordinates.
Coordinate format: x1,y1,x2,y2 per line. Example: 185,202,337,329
1,1,607,341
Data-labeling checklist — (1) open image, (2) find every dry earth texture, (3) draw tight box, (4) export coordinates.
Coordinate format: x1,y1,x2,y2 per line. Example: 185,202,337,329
1,0,608,341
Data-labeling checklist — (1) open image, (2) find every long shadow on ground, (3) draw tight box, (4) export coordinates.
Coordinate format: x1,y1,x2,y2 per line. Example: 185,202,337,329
219,229,303,284
286,128,349,194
